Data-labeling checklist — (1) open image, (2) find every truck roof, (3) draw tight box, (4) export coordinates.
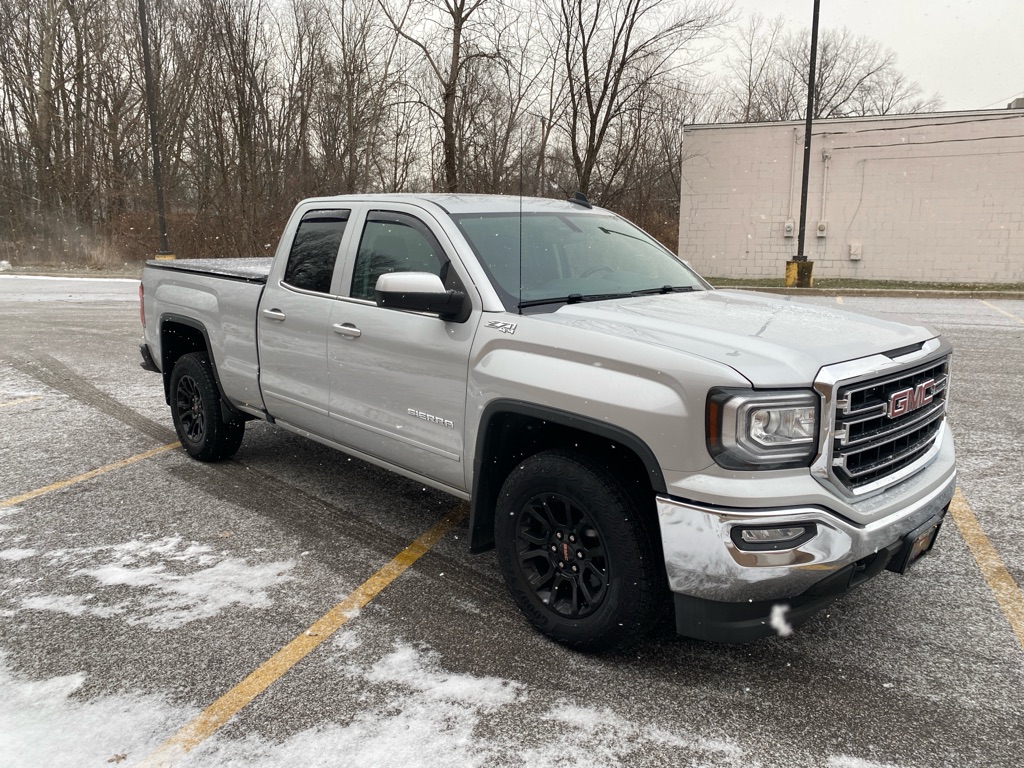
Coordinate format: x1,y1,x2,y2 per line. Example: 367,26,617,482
298,193,608,216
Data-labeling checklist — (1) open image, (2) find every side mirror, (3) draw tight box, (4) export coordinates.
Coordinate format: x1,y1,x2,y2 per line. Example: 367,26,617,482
374,272,469,322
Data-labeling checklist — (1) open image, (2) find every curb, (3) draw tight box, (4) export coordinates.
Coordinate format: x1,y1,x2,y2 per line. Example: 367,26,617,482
3,268,143,280
713,286,1024,300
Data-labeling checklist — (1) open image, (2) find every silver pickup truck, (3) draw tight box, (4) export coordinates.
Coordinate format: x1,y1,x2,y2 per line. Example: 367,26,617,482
139,193,955,650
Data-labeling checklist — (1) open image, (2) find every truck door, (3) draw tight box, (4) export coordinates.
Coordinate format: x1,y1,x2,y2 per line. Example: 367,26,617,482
258,208,351,435
327,207,477,491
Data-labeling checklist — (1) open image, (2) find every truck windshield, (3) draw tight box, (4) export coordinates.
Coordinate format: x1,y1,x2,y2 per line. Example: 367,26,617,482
452,212,705,311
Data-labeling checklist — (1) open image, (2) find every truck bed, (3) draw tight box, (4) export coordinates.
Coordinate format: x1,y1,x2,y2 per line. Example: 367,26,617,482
144,257,273,283
142,257,271,414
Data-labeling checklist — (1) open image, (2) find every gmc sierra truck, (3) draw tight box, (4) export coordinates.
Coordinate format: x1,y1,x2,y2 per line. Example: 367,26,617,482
139,193,955,651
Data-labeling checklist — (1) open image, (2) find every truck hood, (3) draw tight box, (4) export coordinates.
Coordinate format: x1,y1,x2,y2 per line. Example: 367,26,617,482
532,289,936,386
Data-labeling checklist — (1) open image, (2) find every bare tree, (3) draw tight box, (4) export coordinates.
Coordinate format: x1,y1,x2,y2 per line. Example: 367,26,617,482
549,0,728,198
318,0,408,194
0,0,139,257
0,0,732,261
376,0,506,192
596,76,723,244
34,0,60,211
723,12,785,122
456,10,544,193
848,66,944,116
723,17,944,121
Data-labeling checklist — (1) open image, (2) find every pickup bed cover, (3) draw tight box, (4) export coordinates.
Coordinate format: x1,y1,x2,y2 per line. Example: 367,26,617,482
146,257,273,283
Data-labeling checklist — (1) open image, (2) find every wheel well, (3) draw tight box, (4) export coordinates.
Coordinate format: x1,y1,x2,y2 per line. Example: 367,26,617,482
469,405,665,554
159,319,210,404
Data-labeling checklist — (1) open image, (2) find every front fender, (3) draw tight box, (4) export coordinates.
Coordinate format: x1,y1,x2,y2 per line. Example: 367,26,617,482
467,337,748,477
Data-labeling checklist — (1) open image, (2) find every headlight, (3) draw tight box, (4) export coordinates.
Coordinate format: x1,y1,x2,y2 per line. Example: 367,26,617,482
706,389,820,469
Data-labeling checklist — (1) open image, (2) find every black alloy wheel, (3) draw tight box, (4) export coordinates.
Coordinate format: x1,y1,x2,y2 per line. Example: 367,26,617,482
169,352,245,462
495,449,665,652
514,492,609,619
175,373,207,444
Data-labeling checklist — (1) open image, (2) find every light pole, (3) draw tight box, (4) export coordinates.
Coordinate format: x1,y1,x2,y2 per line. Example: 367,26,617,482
787,0,820,288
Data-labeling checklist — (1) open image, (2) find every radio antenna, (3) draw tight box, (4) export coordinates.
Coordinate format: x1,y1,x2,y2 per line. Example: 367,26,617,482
518,131,524,314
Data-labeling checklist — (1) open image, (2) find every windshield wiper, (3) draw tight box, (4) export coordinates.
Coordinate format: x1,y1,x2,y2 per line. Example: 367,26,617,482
598,226,650,244
518,286,698,309
631,285,699,296
518,292,632,309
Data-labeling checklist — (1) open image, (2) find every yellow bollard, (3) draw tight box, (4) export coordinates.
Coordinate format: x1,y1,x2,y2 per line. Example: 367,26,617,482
785,260,814,288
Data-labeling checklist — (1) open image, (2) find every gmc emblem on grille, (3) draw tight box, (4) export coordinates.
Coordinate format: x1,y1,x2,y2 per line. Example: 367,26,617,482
887,379,935,419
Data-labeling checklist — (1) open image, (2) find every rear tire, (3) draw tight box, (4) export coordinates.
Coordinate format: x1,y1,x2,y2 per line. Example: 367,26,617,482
494,449,664,652
169,352,245,461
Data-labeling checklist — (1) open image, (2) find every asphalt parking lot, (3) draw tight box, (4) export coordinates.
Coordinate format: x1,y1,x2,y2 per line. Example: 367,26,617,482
1,275,1022,767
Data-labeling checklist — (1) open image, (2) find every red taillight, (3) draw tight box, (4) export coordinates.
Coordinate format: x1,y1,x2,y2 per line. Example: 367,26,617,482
139,282,145,328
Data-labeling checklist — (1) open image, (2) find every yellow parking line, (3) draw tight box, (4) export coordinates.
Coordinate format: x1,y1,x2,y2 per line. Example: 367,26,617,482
949,489,1024,647
979,299,1024,325
140,502,467,767
0,395,43,408
0,442,180,509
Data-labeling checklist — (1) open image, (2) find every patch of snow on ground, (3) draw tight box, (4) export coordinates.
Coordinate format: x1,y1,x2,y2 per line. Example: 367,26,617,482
77,557,293,629
178,642,748,768
449,597,483,615
0,548,37,561
20,593,125,619
362,644,522,708
184,642,524,768
0,652,196,768
519,703,747,768
827,756,900,768
12,535,295,630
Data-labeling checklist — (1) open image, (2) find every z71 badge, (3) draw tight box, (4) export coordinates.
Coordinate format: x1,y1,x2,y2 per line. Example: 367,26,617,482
486,320,517,335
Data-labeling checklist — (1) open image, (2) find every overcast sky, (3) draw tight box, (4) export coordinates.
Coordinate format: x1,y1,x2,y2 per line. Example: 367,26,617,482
722,0,1023,111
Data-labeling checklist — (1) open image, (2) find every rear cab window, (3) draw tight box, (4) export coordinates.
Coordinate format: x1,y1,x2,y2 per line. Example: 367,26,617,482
282,209,350,294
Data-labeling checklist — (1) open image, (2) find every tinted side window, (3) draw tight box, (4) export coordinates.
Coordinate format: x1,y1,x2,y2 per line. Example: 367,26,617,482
350,212,448,300
283,210,350,294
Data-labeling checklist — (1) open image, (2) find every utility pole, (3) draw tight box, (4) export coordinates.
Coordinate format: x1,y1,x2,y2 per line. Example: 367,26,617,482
138,0,172,258
787,0,820,288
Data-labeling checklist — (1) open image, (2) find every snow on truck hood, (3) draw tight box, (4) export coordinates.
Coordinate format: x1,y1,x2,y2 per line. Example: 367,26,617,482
532,289,937,387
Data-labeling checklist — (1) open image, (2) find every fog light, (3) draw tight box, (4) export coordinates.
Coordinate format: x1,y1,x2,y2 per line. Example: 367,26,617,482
732,524,816,551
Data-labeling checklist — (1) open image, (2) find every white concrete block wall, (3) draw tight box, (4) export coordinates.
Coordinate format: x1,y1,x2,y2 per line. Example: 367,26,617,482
679,111,1024,283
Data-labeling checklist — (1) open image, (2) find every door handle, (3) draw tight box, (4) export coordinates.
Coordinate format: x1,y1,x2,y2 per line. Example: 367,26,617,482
332,323,362,338
262,308,286,321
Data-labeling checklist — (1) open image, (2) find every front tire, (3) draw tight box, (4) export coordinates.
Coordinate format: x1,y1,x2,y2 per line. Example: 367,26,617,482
494,449,664,652
169,352,245,462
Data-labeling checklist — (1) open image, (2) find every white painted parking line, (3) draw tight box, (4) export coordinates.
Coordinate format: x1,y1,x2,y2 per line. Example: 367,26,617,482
0,274,139,283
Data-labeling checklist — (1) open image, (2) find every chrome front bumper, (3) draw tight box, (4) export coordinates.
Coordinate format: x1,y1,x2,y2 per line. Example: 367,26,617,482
657,469,956,605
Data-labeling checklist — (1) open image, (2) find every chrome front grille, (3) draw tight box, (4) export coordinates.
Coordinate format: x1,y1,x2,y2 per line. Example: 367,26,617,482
830,356,950,492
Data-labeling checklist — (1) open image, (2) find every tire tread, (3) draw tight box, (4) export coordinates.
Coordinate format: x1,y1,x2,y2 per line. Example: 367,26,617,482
494,448,666,652
169,352,245,462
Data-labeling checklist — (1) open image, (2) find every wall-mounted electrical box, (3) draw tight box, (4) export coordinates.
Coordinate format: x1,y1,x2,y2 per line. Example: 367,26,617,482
816,221,828,238
784,219,795,237
849,243,863,260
